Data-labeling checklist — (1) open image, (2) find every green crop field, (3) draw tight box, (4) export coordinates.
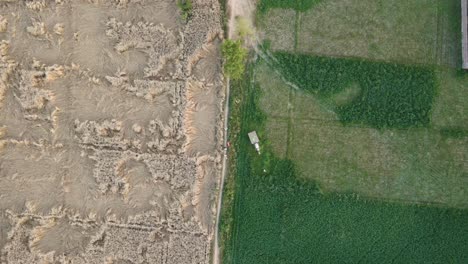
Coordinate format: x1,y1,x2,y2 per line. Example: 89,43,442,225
272,53,436,128
258,0,321,14
221,0,468,263
255,61,468,207
222,66,468,264
261,0,460,67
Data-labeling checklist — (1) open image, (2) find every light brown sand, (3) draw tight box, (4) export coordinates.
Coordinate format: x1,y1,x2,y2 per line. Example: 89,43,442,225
0,0,224,263
227,0,256,40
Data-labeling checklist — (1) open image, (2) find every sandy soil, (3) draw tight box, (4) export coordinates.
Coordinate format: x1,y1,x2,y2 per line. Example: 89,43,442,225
227,0,255,40
0,0,224,263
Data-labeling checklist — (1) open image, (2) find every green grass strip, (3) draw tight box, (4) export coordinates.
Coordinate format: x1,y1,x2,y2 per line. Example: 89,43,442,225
258,0,322,14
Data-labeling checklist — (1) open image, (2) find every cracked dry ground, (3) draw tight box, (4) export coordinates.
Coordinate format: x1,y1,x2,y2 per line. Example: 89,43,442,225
0,0,225,263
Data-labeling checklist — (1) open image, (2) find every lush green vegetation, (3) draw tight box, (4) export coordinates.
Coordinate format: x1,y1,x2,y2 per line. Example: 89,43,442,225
222,40,248,80
219,65,247,256
222,1,468,263
177,0,192,22
258,0,321,14
254,0,468,204
272,53,436,128
223,64,468,264
254,61,468,207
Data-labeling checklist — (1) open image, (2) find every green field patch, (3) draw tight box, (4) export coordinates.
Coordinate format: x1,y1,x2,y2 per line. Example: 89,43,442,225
264,119,289,158
260,9,296,52
432,69,468,130
439,127,468,139
295,0,460,66
273,52,436,128
257,61,339,121
258,0,321,14
223,0,468,262
255,60,468,207
256,62,292,118
223,65,468,264
290,121,468,207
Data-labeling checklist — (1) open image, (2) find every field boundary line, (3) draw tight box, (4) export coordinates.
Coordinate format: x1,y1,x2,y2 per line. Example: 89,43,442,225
434,1,441,65
285,88,294,159
294,11,301,51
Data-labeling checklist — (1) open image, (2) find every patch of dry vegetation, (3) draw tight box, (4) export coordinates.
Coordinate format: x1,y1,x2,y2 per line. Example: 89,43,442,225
0,0,225,263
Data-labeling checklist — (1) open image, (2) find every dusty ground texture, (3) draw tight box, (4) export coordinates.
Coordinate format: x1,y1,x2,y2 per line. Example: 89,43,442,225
0,0,224,263
227,0,255,39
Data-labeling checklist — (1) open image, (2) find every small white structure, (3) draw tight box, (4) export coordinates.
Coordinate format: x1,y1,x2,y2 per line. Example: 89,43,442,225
248,131,261,154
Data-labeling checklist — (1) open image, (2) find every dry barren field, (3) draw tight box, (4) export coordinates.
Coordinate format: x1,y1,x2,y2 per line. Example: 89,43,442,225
0,0,225,263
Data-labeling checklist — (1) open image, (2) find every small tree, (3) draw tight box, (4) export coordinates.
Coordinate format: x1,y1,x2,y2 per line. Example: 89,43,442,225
222,39,247,80
177,0,192,22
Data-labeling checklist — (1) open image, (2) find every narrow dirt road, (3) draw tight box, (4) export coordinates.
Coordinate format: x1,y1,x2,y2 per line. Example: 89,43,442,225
227,0,256,39
213,1,257,264
212,78,230,264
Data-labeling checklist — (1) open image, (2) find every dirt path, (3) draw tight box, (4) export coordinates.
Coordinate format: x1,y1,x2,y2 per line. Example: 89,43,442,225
212,78,230,264
227,0,256,39
213,1,257,264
